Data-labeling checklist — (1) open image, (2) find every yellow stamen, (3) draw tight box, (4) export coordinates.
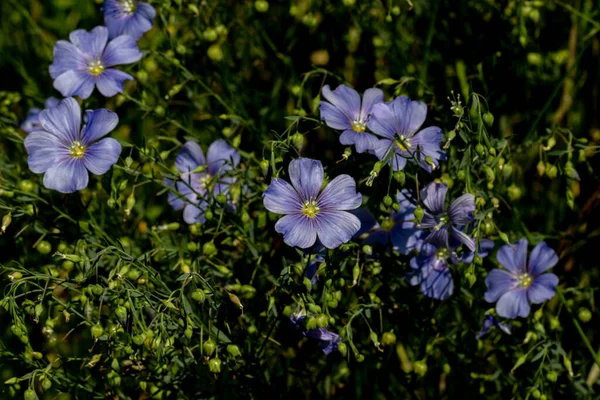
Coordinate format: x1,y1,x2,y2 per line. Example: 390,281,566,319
302,200,319,218
518,273,533,288
395,135,411,151
88,60,104,76
122,0,137,13
352,120,366,133
70,141,86,158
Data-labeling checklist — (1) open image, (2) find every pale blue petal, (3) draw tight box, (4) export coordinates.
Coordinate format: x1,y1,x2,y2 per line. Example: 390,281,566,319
38,97,81,145
96,69,134,97
496,289,530,319
69,26,108,55
53,70,96,100
340,130,379,153
496,239,528,273
82,138,121,175
321,84,360,122
288,158,323,202
448,194,475,225
484,269,517,303
24,132,70,173
527,242,559,277
367,102,396,139
81,109,119,145
175,141,206,173
315,211,360,249
421,182,447,215
319,101,352,130
390,96,427,135
263,178,302,214
102,35,143,67
49,41,87,78
527,273,558,304
359,88,384,122
206,139,240,176
43,159,89,193
275,213,318,249
317,174,362,212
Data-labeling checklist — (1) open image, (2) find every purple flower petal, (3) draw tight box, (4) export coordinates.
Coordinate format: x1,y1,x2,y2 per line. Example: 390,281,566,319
96,69,134,97
421,182,447,215
38,98,81,145
275,213,317,248
349,208,378,238
43,159,89,193
206,139,240,176
81,109,119,145
102,35,143,67
321,85,360,122
53,70,96,99
496,289,530,319
69,26,108,55
448,194,475,225
411,126,445,171
421,267,454,300
364,229,390,247
391,226,424,255
390,96,427,135
104,0,156,40
83,138,122,175
49,41,87,78
450,226,476,252
319,101,352,130
288,158,323,202
45,97,61,109
497,239,528,273
315,211,361,249
175,141,206,173
24,132,69,173
164,178,185,211
317,174,362,212
263,178,303,214
367,103,396,139
339,130,379,153
484,269,516,303
419,212,438,229
183,201,208,224
527,242,559,277
359,88,384,122
527,273,558,304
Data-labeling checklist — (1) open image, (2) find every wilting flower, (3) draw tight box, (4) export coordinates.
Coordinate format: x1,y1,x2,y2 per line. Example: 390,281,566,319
49,26,142,99
165,140,240,224
290,314,342,355
367,96,445,172
407,239,494,300
484,239,559,319
475,315,511,339
319,84,384,153
21,97,60,133
419,182,476,251
364,190,425,255
24,97,121,193
103,0,156,40
263,158,362,249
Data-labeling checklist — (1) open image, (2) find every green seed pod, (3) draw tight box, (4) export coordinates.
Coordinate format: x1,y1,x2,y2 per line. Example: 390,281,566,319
24,388,39,400
306,316,317,330
475,143,486,157
203,339,216,356
362,244,373,256
383,195,393,207
578,307,592,323
393,171,406,185
216,194,227,204
203,241,217,256
208,357,222,373
483,112,494,127
546,164,558,179
546,371,558,382
260,159,269,176
413,360,428,377
282,305,292,317
507,184,522,201
291,133,305,152
338,342,348,356
191,289,206,303
227,344,242,357
536,160,546,176
91,324,104,339
316,314,329,329
414,206,424,223
115,306,127,321
19,180,35,193
207,44,224,61
381,331,396,346
1,213,12,234
153,105,165,117
203,29,218,42
41,377,52,391
37,241,52,255
254,0,269,12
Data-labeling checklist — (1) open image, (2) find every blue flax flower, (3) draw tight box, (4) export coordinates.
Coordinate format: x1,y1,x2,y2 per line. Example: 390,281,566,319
407,239,493,300
364,190,425,255
475,315,511,339
319,84,384,153
419,182,476,252
290,314,342,355
485,239,559,319
21,97,60,133
24,97,121,193
367,96,445,172
263,158,362,249
103,0,156,40
165,140,240,224
49,26,142,99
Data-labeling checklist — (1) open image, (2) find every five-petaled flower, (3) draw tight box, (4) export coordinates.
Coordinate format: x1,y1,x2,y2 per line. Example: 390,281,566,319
367,96,446,172
103,0,156,40
49,26,142,99
484,239,559,319
24,97,121,193
21,97,60,133
165,140,240,225
263,158,362,249
319,84,384,153
419,182,476,252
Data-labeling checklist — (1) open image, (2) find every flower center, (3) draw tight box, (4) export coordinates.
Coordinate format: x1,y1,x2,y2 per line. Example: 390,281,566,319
518,273,533,288
395,135,411,151
70,141,86,158
351,120,366,133
302,200,320,218
88,60,104,76
121,0,136,13
380,218,394,231
199,174,213,190
433,214,450,231
435,247,450,260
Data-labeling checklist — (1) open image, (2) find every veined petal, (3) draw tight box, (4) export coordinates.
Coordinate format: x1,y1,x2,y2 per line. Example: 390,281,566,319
263,178,302,214
314,211,360,249
102,35,143,67
164,178,185,211
95,69,134,97
49,40,87,78
484,269,517,302
206,139,240,176
527,242,559,277
53,70,96,100
367,102,396,139
288,158,324,202
319,101,352,130
175,141,206,173
425,227,449,248
318,174,362,212
496,289,530,319
43,159,89,193
527,273,558,304
321,85,360,122
497,239,528,273
411,126,445,171
24,132,70,173
390,96,428,135
421,182,447,215
448,194,475,225
360,88,384,122
419,212,438,229
69,26,109,55
183,201,208,224
349,208,378,238
421,267,454,300
391,226,424,255
81,109,119,145
38,97,82,145
450,226,476,252
275,214,318,249
82,138,121,175
340,130,379,153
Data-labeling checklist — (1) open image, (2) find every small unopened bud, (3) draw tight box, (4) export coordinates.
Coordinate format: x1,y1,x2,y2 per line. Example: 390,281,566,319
291,133,305,152
381,331,396,346
125,193,135,216
483,112,494,127
203,241,217,256
393,171,406,185
413,360,428,377
203,339,216,356
227,344,242,357
260,159,269,176
1,213,11,234
383,195,393,207
208,357,222,373
362,245,372,256
537,160,546,176
414,205,424,223
546,164,558,179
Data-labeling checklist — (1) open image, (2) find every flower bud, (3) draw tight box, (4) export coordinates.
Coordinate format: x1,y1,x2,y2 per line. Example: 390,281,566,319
338,342,348,356
483,112,494,127
414,205,424,223
316,314,329,329
254,0,269,12
203,339,216,356
207,45,224,61
381,331,396,346
578,307,592,323
24,388,39,400
393,171,406,185
227,344,242,357
1,213,11,234
413,360,428,376
203,241,217,256
260,159,269,176
208,357,222,373
91,324,104,339
546,371,558,382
